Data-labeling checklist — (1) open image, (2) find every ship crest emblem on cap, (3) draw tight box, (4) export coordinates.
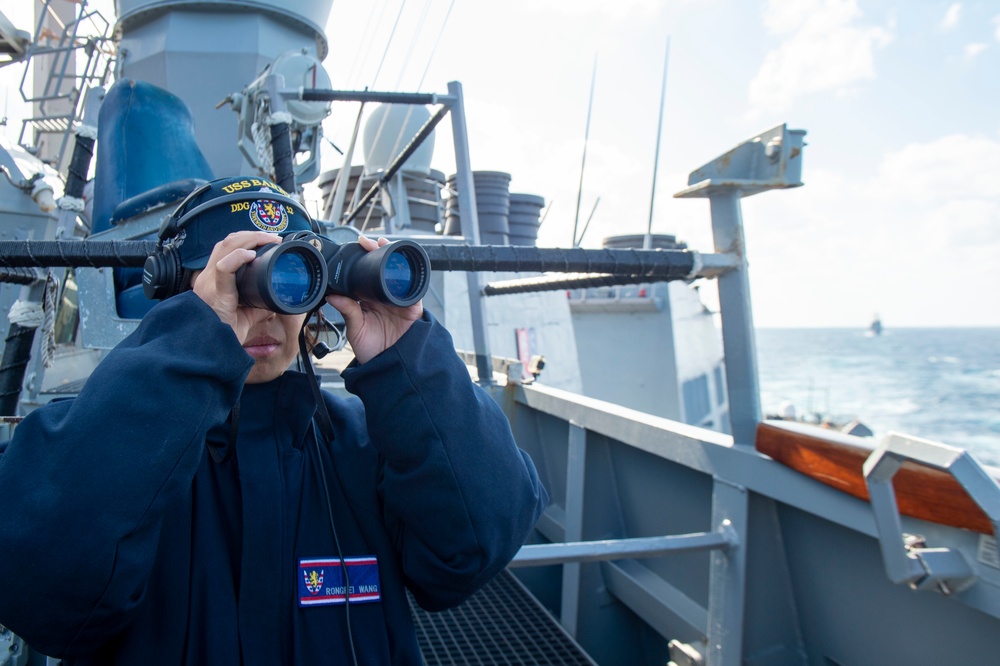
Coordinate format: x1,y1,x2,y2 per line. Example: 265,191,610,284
249,199,289,233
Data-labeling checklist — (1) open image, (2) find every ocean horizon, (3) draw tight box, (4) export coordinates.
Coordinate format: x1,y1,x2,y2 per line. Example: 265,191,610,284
754,326,1000,467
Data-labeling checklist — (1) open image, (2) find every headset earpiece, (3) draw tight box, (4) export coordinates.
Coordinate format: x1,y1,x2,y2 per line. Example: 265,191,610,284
142,246,186,300
143,182,212,301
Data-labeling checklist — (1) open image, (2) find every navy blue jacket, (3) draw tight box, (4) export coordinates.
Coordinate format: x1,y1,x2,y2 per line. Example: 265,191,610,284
0,292,547,664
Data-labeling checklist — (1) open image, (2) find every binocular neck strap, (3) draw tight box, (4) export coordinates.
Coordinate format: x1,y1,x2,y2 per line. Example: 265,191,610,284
298,329,337,445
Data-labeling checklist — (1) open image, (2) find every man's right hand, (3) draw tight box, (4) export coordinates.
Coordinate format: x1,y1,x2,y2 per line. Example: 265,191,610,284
192,231,279,343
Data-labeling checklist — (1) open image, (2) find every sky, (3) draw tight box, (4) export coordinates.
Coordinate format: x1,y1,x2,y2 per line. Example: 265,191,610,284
2,0,999,328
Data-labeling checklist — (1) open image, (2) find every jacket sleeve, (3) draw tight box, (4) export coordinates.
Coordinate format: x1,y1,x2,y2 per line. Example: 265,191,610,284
342,311,548,611
0,292,252,657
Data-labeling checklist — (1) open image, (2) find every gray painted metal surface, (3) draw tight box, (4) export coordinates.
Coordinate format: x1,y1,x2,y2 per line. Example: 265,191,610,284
865,433,1000,596
446,80,493,385
488,122,1000,658
675,124,806,447
114,0,334,48
512,531,732,568
706,480,747,666
116,6,327,177
498,378,1000,665
561,422,586,637
705,191,760,447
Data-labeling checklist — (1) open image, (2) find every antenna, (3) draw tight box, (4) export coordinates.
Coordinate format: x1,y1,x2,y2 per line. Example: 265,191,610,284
571,53,597,248
644,35,671,250
574,196,601,247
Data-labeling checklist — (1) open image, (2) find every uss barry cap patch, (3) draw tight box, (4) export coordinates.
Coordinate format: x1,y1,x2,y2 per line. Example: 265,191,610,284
168,176,315,270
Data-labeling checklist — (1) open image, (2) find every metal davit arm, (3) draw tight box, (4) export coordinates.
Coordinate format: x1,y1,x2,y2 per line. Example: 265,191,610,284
674,124,806,445
672,124,807,665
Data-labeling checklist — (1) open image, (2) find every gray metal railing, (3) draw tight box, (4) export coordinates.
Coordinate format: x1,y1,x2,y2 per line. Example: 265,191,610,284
493,126,808,666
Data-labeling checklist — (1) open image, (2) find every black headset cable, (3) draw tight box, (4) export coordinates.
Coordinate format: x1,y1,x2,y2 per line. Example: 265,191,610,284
299,326,359,666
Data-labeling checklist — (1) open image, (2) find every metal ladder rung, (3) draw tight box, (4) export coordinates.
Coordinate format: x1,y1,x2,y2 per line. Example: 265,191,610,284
16,0,114,166
24,117,74,133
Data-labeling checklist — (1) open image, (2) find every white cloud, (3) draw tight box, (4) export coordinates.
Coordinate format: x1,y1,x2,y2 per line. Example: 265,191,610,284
941,3,962,30
739,134,1000,327
965,43,989,59
513,0,662,20
994,15,1000,42
876,134,1000,203
747,0,894,117
922,199,1000,248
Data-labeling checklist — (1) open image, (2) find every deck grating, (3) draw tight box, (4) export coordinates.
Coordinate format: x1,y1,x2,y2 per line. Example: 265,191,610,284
408,570,597,665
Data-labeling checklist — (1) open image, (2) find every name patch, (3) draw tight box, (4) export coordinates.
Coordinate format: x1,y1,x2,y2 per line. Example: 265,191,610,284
298,556,382,607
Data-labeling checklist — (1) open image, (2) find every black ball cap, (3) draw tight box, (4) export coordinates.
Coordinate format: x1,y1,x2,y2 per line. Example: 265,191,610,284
164,176,315,270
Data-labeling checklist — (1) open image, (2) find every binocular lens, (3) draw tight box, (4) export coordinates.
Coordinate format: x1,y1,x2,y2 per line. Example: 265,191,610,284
271,251,317,308
237,241,327,315
384,251,417,301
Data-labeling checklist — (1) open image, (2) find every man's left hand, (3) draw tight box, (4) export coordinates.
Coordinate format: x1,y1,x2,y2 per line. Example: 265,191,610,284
325,235,424,364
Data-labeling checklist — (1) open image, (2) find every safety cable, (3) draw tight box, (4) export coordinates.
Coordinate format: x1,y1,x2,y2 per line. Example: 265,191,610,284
358,0,413,230
322,0,385,145
370,0,410,89
342,0,383,92
322,99,367,221
324,0,454,231
361,0,455,234
393,0,433,89
416,0,456,89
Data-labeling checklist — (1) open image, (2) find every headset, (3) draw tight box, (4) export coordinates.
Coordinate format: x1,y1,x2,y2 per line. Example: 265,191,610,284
142,183,317,301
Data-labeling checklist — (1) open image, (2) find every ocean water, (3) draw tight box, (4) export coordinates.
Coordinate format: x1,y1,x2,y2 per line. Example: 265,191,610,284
755,327,1000,467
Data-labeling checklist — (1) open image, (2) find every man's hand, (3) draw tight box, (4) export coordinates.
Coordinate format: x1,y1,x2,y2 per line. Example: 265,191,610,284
192,231,278,343
326,235,424,364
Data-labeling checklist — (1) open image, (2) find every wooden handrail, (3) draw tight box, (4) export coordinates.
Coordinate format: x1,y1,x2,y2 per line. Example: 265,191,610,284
756,420,997,535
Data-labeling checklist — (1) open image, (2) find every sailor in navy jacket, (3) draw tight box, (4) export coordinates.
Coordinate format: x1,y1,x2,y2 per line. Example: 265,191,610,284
0,224,548,663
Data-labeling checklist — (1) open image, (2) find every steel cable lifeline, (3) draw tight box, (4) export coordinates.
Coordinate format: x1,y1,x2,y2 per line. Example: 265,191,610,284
0,241,701,282
0,240,724,296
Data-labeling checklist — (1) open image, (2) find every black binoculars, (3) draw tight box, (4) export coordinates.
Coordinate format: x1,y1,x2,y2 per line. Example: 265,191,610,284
236,231,430,315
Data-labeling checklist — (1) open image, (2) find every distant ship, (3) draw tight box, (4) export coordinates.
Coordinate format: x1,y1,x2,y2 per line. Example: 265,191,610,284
867,314,883,336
